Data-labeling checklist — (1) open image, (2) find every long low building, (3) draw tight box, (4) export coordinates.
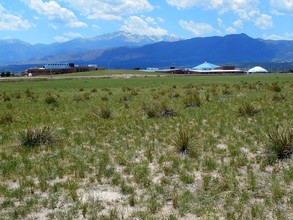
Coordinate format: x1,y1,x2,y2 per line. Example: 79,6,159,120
186,61,244,74
25,63,104,76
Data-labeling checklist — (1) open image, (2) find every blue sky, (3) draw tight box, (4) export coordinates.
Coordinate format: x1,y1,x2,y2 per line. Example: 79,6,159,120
0,0,292,44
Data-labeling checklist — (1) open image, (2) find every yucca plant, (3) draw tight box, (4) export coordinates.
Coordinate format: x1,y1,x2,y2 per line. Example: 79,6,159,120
266,126,293,163
173,130,197,156
19,126,57,147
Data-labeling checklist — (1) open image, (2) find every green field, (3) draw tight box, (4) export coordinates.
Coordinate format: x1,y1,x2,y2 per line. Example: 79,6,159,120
0,73,293,219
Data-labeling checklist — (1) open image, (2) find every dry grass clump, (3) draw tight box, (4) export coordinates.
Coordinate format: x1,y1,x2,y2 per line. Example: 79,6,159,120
270,83,282,92
45,95,59,107
183,92,202,108
237,101,260,117
143,101,176,118
266,126,293,164
272,93,286,102
90,106,113,119
0,112,15,124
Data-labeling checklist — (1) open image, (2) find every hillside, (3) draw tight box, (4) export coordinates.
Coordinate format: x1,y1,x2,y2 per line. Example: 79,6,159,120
1,33,293,71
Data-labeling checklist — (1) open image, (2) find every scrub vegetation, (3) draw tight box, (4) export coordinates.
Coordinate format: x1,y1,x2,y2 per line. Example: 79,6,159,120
0,73,293,219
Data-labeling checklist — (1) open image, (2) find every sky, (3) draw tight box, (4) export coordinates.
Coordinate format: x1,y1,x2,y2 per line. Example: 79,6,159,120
0,0,293,44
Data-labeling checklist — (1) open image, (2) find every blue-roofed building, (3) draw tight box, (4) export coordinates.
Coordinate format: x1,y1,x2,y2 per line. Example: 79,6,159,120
191,61,220,70
186,61,244,74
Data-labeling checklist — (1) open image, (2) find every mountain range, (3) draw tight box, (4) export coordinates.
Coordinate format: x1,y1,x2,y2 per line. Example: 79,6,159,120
1,31,293,72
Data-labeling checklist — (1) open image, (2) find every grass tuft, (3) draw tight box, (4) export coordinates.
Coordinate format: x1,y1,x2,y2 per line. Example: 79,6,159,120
265,126,293,163
19,126,57,147
91,106,113,119
45,95,59,107
183,92,202,108
237,101,260,117
173,130,197,156
0,112,15,124
143,101,176,118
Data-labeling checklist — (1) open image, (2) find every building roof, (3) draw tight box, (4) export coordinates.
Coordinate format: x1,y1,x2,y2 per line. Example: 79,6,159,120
247,66,268,73
192,62,220,70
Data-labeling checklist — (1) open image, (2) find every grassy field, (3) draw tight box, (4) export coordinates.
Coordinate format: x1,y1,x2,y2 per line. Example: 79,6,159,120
0,73,293,219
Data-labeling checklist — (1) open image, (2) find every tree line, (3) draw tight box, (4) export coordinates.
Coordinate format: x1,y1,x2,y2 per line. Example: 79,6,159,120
1,71,12,77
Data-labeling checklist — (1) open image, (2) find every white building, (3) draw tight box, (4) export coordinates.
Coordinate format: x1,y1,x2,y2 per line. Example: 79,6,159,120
247,66,268,73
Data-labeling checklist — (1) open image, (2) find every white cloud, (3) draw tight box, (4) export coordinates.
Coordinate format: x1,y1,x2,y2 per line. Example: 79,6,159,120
254,14,273,29
120,16,168,36
92,25,101,31
233,20,244,29
49,23,58,30
270,0,293,15
54,32,82,42
64,32,82,38
179,20,216,36
167,0,273,30
166,0,222,9
217,18,224,27
263,33,293,40
23,0,87,28
225,27,237,34
54,35,70,43
217,18,238,34
0,4,32,31
60,0,153,20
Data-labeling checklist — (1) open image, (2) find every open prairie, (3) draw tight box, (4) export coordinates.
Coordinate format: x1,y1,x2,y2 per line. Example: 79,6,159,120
0,72,293,219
